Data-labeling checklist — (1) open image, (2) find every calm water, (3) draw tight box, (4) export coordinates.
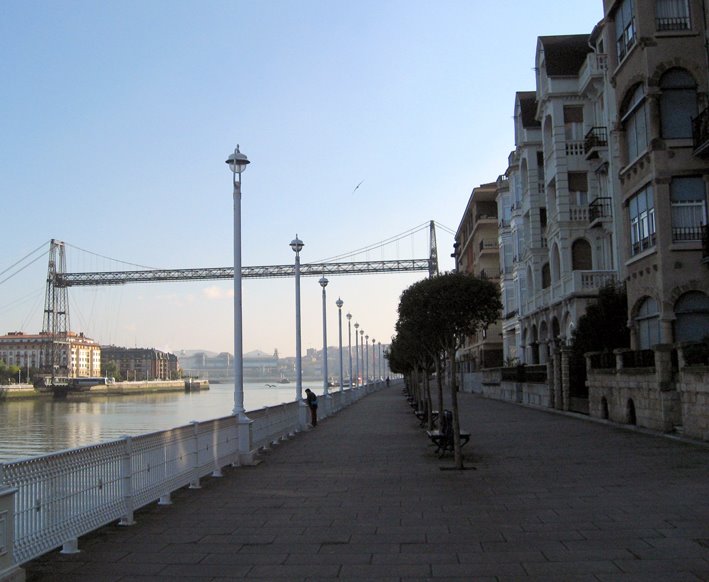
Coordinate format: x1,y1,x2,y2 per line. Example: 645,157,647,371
0,382,329,462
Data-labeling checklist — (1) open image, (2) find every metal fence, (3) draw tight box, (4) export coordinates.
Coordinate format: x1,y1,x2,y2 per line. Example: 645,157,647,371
0,382,386,568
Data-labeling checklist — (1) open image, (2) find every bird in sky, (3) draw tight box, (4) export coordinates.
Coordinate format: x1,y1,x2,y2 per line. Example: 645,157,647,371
351,180,364,195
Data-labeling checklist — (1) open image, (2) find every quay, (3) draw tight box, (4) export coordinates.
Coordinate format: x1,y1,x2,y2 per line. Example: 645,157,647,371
0,380,208,401
20,385,709,581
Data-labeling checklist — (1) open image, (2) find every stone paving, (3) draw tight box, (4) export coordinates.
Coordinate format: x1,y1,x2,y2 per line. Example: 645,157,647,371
23,385,709,581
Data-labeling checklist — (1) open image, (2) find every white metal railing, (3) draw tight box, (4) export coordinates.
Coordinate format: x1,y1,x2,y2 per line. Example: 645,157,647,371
0,381,391,568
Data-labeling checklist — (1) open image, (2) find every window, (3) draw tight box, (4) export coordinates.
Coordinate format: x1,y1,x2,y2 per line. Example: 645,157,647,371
670,176,707,241
564,106,584,141
621,84,649,162
656,0,691,31
615,0,636,60
541,263,551,289
568,172,588,205
674,291,709,343
571,239,593,270
636,297,661,349
628,185,656,255
660,68,697,138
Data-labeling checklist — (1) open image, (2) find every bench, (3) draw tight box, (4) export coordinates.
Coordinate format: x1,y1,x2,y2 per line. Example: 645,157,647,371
415,409,439,427
426,429,471,457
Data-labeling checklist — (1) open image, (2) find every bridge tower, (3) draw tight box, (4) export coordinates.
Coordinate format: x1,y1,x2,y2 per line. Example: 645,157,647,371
42,240,70,379
428,220,439,277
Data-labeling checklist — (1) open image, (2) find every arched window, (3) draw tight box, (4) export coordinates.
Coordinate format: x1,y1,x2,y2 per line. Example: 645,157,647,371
674,291,709,343
551,243,561,282
571,239,593,270
660,68,697,138
541,263,551,289
635,296,661,349
621,84,649,162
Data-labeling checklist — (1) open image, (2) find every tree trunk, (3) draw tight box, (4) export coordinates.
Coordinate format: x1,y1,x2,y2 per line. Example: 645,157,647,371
449,347,464,469
435,356,444,415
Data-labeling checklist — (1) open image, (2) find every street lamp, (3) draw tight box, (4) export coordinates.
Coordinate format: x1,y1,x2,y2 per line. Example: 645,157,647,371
372,337,376,383
354,322,360,386
225,145,250,418
346,312,353,388
365,334,369,385
319,277,329,399
378,341,382,381
360,329,365,385
290,235,305,421
336,298,344,394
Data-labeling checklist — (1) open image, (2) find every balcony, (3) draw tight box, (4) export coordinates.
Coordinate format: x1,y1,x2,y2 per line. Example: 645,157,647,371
672,225,704,243
692,106,709,157
479,239,498,252
524,270,618,315
584,127,608,159
656,16,691,31
565,140,584,157
589,197,612,226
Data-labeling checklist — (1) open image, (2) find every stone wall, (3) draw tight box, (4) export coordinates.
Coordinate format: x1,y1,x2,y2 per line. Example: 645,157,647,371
586,344,708,441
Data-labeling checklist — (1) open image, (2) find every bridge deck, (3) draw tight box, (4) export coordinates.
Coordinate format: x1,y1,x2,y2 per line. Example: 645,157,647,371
24,387,709,580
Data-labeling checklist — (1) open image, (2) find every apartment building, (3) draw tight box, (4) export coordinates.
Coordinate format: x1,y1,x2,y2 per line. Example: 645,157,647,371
101,346,179,381
454,182,503,371
601,0,709,347
0,331,101,378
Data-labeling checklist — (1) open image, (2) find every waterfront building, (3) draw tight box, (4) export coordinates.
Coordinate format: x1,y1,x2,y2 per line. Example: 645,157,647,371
0,331,101,378
600,0,709,347
101,346,179,380
454,182,503,371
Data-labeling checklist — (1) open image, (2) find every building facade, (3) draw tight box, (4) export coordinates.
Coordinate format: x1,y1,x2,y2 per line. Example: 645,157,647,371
455,182,503,371
0,331,101,378
101,346,179,381
601,0,709,348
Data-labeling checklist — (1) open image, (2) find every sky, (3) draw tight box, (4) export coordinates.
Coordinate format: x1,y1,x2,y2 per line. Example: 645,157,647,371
0,0,603,358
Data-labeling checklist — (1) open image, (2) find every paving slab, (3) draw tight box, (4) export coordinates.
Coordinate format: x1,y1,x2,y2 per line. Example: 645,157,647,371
23,385,709,580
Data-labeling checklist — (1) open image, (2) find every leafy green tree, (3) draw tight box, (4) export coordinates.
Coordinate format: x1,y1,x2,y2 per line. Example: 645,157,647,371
396,272,502,468
570,283,630,395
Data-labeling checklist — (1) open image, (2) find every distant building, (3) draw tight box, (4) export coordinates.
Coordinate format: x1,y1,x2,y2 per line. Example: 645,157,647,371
101,346,179,380
0,331,101,378
454,182,503,371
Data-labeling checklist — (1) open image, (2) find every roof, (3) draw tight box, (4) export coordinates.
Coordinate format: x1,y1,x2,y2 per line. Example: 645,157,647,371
539,35,592,76
516,91,540,128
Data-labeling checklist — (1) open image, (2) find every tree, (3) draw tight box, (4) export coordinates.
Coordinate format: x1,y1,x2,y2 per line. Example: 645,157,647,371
570,283,630,395
396,273,502,469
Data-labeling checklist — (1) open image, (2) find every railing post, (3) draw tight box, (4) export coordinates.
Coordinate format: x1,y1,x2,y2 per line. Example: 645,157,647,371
119,436,135,526
189,421,202,489
0,486,23,582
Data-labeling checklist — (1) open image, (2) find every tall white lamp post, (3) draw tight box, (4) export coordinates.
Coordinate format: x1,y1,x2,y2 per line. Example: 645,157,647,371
319,277,330,401
226,145,251,464
365,334,369,386
378,341,382,381
360,330,365,385
354,323,360,386
336,298,344,395
346,312,353,389
290,235,306,427
372,337,376,383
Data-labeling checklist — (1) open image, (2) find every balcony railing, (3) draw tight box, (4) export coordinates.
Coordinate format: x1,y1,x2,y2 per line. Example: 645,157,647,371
672,225,704,242
479,239,498,251
656,16,690,31
584,126,608,158
589,197,612,224
692,106,709,157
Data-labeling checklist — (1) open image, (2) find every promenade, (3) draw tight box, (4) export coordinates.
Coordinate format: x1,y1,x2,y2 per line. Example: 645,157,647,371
24,386,709,581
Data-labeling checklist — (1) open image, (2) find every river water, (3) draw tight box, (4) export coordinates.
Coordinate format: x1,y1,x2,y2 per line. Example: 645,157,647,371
0,382,330,463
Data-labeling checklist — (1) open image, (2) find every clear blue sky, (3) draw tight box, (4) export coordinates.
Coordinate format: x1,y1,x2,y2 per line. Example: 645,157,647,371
0,0,603,357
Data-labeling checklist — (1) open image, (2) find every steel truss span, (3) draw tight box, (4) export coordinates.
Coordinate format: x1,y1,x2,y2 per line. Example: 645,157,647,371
54,259,432,287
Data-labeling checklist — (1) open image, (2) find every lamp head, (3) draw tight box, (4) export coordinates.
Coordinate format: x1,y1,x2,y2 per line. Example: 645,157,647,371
290,235,304,254
354,322,359,329
336,298,343,309
319,276,329,288
225,145,250,175
346,312,352,320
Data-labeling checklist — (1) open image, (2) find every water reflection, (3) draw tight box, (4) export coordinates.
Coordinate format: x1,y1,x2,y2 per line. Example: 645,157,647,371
0,382,322,462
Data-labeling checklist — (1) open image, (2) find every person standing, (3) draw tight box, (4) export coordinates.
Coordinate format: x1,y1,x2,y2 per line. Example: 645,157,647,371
305,388,318,427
